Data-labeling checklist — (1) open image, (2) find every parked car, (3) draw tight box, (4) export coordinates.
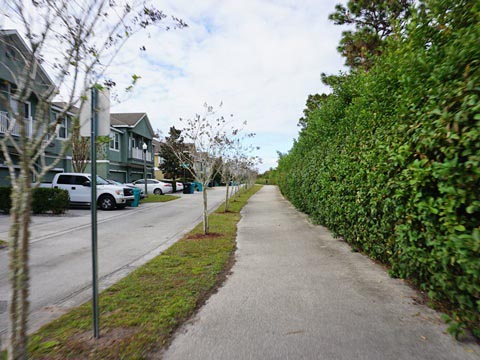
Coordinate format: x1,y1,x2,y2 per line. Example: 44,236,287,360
175,182,184,192
130,179,172,195
106,179,145,199
39,173,134,210
161,180,184,192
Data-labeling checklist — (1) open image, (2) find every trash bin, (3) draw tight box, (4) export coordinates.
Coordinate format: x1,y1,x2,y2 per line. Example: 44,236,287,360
130,188,141,207
183,182,195,194
195,182,203,192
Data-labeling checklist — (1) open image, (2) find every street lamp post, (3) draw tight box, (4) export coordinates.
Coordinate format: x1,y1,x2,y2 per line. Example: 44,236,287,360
142,142,148,197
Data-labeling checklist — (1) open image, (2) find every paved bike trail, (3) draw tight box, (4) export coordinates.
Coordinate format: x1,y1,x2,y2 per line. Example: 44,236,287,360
161,185,479,360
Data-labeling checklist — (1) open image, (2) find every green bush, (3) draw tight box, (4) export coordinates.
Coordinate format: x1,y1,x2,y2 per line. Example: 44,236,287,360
50,189,70,214
32,188,51,214
32,188,70,214
278,0,480,337
0,187,69,215
0,187,12,214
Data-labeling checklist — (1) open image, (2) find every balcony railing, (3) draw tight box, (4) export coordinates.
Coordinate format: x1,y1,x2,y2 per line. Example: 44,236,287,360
131,147,152,161
0,111,33,137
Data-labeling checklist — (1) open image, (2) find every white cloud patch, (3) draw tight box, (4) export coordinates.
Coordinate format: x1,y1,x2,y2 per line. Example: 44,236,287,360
4,0,347,172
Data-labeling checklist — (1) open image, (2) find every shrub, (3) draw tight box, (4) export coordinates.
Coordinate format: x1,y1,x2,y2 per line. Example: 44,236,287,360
32,188,70,215
49,189,70,214
278,0,480,337
0,187,69,215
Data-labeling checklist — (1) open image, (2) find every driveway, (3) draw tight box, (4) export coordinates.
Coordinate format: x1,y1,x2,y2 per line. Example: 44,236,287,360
0,187,227,344
162,186,480,360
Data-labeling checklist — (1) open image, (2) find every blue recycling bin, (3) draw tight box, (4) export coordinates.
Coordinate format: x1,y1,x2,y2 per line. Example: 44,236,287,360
130,188,141,207
195,182,203,192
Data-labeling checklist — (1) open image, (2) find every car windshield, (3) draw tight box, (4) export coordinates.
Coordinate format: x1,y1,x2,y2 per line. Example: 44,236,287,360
96,176,109,185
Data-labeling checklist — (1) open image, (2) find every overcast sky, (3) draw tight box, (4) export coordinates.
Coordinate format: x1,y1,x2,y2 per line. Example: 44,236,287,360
3,0,347,172
106,0,348,172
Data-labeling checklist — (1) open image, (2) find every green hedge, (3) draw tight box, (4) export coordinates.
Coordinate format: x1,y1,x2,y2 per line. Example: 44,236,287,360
0,187,70,215
278,0,479,337
32,188,70,214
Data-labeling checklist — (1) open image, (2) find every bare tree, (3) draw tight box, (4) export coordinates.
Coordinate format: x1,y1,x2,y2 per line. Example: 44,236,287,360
0,2,185,358
163,103,238,234
219,133,258,212
71,114,90,173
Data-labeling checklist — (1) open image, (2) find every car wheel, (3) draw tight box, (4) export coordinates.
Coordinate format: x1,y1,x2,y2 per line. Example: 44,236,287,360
153,188,163,195
98,194,116,210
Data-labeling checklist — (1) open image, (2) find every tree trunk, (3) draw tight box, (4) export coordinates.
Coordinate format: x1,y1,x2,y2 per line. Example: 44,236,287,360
172,174,176,193
8,157,32,360
202,184,209,234
224,181,230,212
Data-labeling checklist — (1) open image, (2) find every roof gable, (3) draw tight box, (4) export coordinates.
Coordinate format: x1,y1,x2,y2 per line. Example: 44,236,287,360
110,112,155,138
0,29,55,98
110,113,146,127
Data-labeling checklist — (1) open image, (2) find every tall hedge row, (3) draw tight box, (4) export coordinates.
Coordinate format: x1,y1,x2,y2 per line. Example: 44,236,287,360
277,0,479,336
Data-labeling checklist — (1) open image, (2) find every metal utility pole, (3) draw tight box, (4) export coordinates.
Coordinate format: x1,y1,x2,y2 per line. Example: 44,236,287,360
90,87,99,338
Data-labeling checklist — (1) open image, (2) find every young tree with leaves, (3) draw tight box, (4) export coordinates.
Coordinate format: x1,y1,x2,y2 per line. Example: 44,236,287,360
0,2,185,358
159,126,189,192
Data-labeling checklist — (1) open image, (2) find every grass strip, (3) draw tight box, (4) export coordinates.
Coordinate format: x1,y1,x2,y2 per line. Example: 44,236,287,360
139,194,180,203
19,185,262,359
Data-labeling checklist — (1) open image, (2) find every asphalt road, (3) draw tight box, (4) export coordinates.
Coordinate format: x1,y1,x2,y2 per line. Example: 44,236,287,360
162,186,480,360
0,187,227,345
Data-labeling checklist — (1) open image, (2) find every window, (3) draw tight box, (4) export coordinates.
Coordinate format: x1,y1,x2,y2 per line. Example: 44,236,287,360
57,175,74,184
72,175,89,185
24,102,31,118
110,132,120,150
10,99,31,118
0,82,9,97
58,116,68,139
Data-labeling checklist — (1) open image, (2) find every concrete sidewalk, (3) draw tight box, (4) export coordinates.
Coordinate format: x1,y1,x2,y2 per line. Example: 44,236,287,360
161,185,479,360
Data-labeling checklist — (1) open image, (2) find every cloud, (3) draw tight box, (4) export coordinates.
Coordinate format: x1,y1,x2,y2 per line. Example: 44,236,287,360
3,0,347,172
109,1,348,171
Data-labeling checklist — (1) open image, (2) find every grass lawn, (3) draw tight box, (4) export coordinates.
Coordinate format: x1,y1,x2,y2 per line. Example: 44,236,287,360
139,194,180,203
6,185,261,359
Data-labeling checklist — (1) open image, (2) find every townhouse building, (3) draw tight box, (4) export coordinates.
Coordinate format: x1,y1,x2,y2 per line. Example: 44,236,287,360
0,29,155,186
